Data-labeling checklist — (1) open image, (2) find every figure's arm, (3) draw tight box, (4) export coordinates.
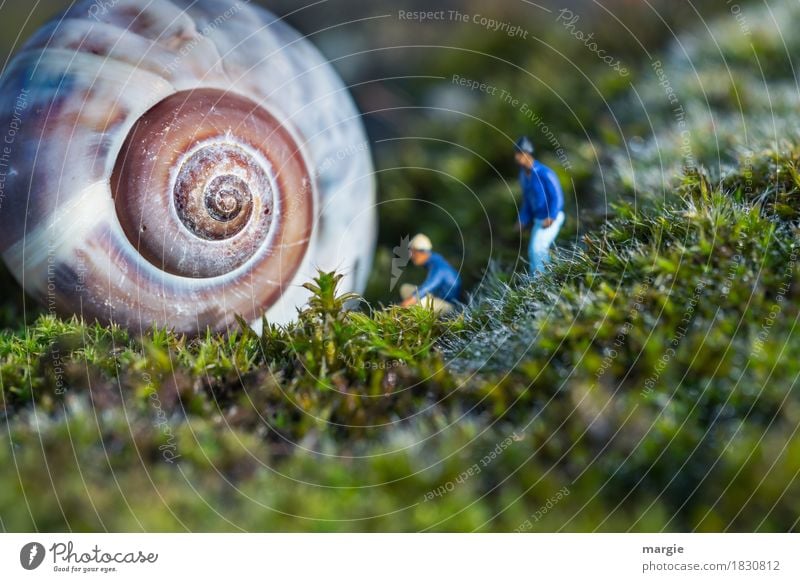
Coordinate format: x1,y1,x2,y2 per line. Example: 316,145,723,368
402,268,441,307
545,172,565,221
518,182,533,228
415,268,442,301
541,172,564,227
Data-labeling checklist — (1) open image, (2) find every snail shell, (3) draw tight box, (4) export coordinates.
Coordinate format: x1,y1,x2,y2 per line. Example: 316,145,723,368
0,0,376,334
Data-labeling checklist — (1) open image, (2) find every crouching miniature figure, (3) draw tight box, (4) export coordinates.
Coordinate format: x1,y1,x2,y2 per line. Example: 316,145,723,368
399,234,462,314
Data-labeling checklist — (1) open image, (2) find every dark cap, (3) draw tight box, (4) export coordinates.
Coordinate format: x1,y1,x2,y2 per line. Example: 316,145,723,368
515,136,535,155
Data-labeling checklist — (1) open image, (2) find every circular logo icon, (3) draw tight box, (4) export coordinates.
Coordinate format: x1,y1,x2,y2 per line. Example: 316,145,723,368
19,542,45,570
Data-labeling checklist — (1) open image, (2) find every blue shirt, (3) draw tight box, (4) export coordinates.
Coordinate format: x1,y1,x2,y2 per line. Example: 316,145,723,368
518,161,565,225
417,252,462,302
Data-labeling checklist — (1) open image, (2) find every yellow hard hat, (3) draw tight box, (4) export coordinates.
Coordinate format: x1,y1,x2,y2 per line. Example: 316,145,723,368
409,233,433,252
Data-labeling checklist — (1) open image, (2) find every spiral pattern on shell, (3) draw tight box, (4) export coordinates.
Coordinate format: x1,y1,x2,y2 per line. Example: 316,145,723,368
0,0,376,334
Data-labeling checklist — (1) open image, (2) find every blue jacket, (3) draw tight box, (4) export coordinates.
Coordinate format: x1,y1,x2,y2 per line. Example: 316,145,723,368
518,161,565,225
417,252,462,302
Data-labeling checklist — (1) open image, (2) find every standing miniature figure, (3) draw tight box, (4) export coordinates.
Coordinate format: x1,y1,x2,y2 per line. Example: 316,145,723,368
514,137,566,273
399,234,462,314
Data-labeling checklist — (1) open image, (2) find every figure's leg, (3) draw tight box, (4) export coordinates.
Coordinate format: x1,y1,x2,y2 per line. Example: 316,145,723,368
531,213,565,273
428,296,454,315
420,294,453,314
529,220,545,273
399,284,418,300
548,211,565,260
535,227,553,269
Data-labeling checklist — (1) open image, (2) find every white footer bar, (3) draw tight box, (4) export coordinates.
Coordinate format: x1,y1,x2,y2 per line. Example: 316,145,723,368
1,534,796,581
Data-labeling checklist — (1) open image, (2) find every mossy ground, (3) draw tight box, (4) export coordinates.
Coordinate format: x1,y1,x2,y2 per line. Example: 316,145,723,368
2,0,799,531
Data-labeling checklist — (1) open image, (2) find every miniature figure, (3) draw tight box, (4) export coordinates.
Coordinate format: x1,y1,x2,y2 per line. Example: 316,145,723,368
399,234,462,314
514,137,565,273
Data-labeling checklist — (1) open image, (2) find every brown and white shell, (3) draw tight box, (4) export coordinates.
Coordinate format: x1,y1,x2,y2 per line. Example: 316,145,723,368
0,0,376,334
